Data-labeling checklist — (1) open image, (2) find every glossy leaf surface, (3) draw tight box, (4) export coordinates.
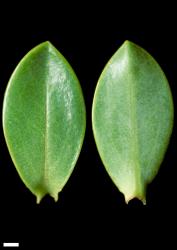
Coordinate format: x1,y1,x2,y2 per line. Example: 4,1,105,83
3,42,86,203
92,40,173,204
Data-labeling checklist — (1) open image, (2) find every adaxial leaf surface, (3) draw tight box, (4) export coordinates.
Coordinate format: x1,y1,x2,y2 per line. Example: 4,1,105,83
3,41,86,203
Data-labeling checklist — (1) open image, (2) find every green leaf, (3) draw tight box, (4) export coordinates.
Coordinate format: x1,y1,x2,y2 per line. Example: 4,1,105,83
3,41,86,203
92,40,174,204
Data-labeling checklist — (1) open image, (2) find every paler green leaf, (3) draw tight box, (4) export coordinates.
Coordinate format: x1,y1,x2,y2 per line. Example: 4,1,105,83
3,41,86,203
92,40,174,204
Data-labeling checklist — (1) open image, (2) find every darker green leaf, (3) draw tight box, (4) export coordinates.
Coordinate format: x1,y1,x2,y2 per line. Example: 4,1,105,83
3,41,86,203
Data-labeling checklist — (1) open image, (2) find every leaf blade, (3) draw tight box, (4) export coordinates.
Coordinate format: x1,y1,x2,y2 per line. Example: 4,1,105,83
3,41,86,203
92,40,173,203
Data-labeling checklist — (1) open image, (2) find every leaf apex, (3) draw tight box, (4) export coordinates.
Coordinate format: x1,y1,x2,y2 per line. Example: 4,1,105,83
124,194,147,205
35,188,48,204
50,192,59,202
124,39,131,45
36,193,45,204
123,40,136,49
40,40,53,49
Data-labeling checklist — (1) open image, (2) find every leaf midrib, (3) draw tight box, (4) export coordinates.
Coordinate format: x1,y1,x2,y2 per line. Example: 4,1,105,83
43,47,51,191
127,50,142,195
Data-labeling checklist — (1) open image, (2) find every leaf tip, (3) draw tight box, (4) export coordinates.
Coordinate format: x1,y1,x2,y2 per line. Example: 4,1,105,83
36,194,44,204
142,198,147,205
124,39,131,45
124,194,147,205
35,189,47,204
50,191,59,202
41,40,53,49
122,40,136,50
